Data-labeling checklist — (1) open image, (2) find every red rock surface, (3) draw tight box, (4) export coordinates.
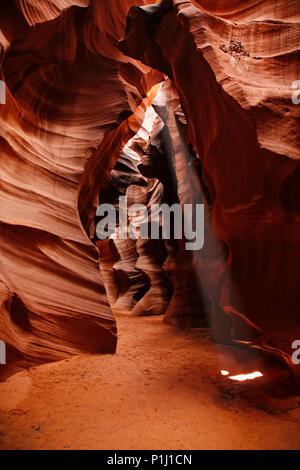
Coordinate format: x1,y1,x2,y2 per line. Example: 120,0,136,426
0,0,299,382
119,0,300,378
0,0,161,379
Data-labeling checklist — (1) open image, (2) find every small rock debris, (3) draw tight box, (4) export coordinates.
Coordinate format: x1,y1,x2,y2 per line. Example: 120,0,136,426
220,40,250,60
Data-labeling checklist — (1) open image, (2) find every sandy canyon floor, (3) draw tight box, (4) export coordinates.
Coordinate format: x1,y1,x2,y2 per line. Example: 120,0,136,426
0,314,299,450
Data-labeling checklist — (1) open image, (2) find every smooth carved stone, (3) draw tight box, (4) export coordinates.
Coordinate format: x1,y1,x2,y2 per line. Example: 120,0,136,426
0,0,161,379
120,0,300,377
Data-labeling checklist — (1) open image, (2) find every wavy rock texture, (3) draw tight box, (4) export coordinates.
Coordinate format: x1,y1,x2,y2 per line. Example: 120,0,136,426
95,132,150,312
120,0,300,377
0,0,299,381
95,103,172,317
0,0,161,379
191,0,300,21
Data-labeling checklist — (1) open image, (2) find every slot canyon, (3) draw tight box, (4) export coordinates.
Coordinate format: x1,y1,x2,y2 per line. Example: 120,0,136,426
0,0,299,451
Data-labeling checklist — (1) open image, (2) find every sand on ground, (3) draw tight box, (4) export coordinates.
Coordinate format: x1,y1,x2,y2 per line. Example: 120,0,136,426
0,315,299,450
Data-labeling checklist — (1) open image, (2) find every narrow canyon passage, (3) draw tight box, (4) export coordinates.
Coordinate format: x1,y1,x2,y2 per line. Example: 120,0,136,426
0,314,299,450
0,0,300,453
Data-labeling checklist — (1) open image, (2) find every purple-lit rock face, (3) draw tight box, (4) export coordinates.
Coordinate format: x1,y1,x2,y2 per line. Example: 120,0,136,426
0,0,299,381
